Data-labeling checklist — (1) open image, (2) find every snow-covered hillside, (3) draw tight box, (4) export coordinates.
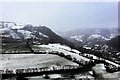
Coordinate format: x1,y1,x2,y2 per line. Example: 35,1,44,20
88,34,110,41
17,30,33,39
70,35,84,42
67,28,119,49
1,22,49,40
70,34,111,43
0,28,20,39
1,21,72,46
59,28,118,44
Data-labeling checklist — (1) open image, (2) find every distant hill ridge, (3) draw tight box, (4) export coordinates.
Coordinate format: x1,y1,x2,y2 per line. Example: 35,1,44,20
1,23,74,48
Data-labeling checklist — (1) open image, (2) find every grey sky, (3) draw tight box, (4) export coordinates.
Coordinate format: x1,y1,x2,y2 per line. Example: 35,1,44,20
0,2,118,31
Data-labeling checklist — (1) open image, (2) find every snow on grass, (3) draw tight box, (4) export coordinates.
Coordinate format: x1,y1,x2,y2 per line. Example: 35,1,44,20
105,60,119,67
39,32,49,38
17,30,48,39
49,44,80,53
102,71,119,78
49,74,62,78
37,43,90,61
83,46,91,50
1,54,78,70
76,75,94,79
84,53,120,67
93,64,120,78
92,64,107,75
72,49,80,53
83,53,98,60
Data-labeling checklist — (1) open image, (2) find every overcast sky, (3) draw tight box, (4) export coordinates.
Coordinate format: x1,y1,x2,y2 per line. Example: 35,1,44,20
0,2,118,31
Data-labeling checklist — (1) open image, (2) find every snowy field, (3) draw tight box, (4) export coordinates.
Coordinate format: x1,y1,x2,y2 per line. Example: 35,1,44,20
92,64,120,79
34,43,90,61
26,72,94,79
0,54,78,70
1,43,90,70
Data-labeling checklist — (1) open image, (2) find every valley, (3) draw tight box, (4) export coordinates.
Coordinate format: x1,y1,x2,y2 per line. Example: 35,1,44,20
0,21,120,80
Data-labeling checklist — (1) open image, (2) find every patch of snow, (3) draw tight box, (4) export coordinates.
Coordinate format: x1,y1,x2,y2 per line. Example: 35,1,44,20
70,35,84,42
0,28,20,39
84,53,98,60
102,72,119,78
83,46,91,50
49,44,71,51
49,74,62,78
95,44,99,47
38,43,90,61
77,75,94,79
39,32,49,38
49,44,80,53
10,31,20,39
18,30,32,39
93,64,120,78
12,25,24,29
0,28,10,33
105,60,119,67
88,34,110,40
83,45,91,49
110,33,116,39
116,52,120,55
72,49,80,53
